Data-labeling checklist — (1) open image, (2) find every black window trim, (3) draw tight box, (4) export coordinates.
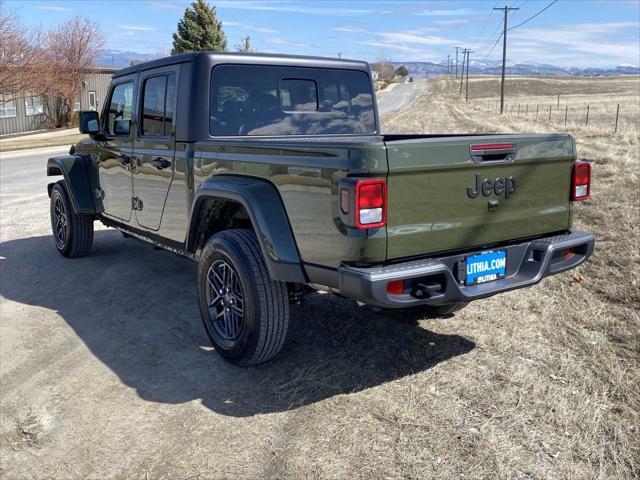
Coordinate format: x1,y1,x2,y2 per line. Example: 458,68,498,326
140,74,169,139
208,63,379,138
137,65,179,140
139,72,178,139
103,79,135,138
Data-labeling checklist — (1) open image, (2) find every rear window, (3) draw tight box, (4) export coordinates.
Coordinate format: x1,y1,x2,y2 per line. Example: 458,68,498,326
210,65,376,136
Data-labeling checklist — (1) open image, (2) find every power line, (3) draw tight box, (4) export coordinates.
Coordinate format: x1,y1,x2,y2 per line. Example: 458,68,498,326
508,0,559,31
470,1,499,49
478,0,559,62
479,32,503,63
474,17,504,55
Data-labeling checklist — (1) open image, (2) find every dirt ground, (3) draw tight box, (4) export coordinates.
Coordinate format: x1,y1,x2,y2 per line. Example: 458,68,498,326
1,76,638,479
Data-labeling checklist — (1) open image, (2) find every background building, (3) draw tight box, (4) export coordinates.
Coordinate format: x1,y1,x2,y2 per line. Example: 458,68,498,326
0,67,116,136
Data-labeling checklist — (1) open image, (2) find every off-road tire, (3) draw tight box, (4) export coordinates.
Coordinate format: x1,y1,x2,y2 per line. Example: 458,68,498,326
423,302,468,317
50,180,94,258
197,229,289,366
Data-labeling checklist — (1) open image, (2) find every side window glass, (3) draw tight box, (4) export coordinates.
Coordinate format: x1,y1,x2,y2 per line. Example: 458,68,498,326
142,76,166,136
141,74,176,137
106,82,133,136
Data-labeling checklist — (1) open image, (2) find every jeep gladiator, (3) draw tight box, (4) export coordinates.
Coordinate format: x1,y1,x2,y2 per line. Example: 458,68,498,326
47,52,595,365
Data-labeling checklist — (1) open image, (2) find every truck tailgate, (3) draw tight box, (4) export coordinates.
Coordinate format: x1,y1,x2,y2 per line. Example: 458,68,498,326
384,134,575,260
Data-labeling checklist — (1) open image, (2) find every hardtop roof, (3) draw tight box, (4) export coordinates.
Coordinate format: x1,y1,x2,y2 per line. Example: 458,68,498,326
112,52,370,78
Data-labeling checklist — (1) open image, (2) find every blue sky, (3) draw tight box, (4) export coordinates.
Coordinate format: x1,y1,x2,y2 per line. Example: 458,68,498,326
6,0,640,67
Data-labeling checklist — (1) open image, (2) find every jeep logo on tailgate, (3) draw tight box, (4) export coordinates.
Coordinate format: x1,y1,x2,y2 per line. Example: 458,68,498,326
467,173,518,199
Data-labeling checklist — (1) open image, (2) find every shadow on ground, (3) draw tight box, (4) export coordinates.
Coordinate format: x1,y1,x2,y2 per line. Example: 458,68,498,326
0,231,474,416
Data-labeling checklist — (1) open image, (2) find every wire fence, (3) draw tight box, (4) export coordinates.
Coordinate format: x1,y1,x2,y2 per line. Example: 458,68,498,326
471,97,639,134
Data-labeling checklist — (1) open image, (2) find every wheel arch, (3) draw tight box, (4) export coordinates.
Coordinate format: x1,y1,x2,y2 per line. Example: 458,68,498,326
187,175,307,284
47,155,100,215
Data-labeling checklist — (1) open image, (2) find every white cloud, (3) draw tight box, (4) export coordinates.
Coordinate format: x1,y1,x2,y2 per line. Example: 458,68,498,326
435,19,469,25
215,1,375,16
38,5,75,12
334,24,367,33
412,8,479,16
224,21,280,33
145,1,184,11
508,22,640,66
117,24,157,31
266,38,310,48
375,32,455,46
355,40,440,61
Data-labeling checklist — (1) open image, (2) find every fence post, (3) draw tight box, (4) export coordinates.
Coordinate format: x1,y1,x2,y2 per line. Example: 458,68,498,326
525,104,528,118
535,105,539,121
548,105,552,124
614,104,620,133
557,94,560,109
564,105,568,126
517,104,520,117
585,104,590,125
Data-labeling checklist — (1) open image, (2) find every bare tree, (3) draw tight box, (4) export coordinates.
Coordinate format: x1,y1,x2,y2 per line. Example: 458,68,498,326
0,2,48,96
371,59,395,82
235,36,255,53
39,17,105,127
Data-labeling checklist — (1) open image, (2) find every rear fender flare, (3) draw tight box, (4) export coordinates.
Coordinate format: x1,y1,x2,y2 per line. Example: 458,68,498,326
187,175,306,283
47,155,100,214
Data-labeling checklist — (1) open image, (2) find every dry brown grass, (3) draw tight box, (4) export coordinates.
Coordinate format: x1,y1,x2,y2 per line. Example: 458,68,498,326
0,132,86,151
380,76,639,479
468,75,640,134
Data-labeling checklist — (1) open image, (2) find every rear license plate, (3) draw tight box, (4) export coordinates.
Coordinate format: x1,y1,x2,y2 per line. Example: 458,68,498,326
465,250,507,285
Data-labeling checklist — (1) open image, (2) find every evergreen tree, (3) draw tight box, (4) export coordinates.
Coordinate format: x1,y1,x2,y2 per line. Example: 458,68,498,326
235,36,255,53
171,0,227,54
395,65,409,77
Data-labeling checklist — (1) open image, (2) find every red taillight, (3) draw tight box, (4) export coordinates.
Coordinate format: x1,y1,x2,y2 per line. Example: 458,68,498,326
355,179,386,229
387,280,404,295
571,160,591,201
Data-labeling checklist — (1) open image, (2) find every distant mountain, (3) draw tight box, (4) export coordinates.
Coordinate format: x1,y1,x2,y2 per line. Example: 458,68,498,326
390,61,640,77
96,50,639,76
96,50,160,69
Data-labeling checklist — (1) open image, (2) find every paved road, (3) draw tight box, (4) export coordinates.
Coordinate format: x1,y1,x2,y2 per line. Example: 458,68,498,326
376,81,421,115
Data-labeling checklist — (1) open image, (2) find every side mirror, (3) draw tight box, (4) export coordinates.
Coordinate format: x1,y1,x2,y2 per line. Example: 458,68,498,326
79,110,100,134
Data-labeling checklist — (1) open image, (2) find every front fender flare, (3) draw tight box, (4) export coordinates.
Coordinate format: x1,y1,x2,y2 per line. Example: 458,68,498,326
47,155,99,214
187,175,306,284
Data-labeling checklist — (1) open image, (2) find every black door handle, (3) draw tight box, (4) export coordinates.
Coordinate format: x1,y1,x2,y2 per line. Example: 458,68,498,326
151,158,171,170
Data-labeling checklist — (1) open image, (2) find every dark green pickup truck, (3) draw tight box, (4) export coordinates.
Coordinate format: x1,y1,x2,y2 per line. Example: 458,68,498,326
47,52,594,365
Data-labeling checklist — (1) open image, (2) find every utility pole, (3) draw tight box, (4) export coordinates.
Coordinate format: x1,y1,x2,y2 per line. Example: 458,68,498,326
459,48,468,95
494,5,518,114
465,50,472,102
447,54,452,79
455,46,460,79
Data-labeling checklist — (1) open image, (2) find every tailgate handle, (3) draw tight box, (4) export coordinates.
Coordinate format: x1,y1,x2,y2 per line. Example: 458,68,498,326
470,143,516,162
